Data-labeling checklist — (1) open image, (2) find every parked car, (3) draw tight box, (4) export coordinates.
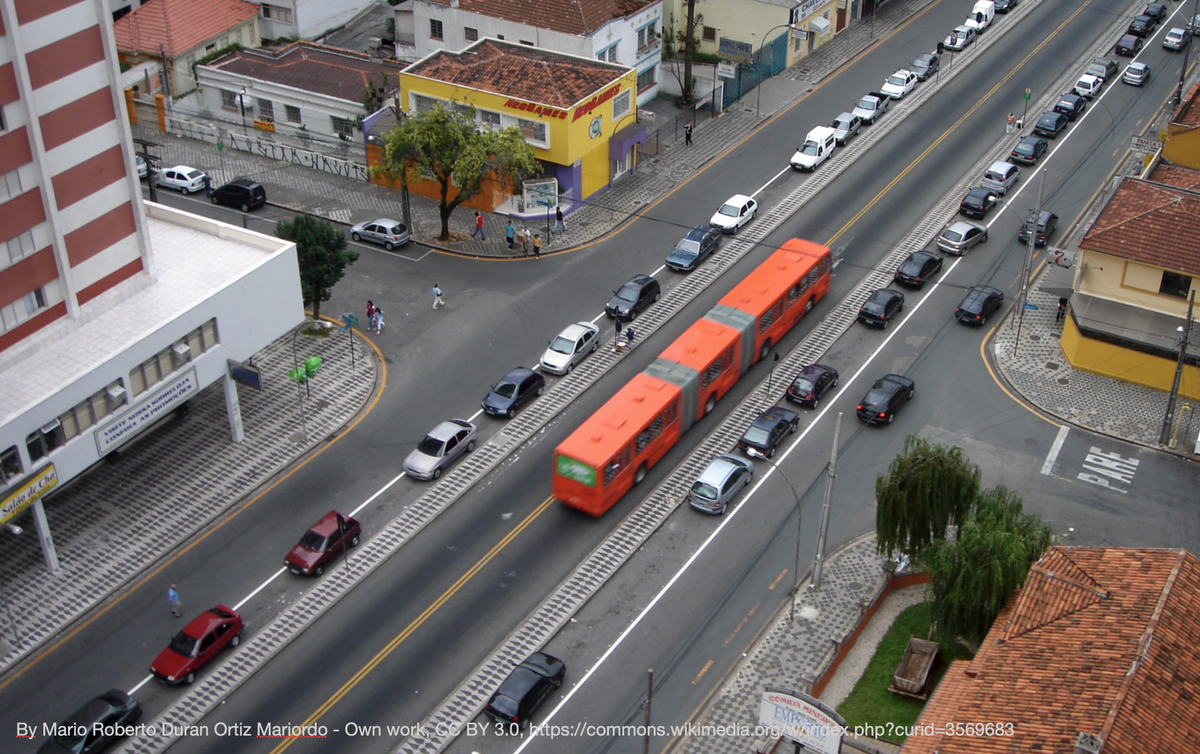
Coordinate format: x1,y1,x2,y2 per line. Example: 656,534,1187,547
909,53,940,80
483,652,566,726
150,606,244,685
1123,61,1151,85
856,374,915,425
955,285,1005,325
1033,111,1069,138
852,91,890,124
1010,135,1048,165
959,186,998,218
881,69,918,99
737,406,800,459
539,321,600,375
1127,15,1157,38
1075,74,1105,99
1115,34,1143,56
1189,14,1200,32
285,510,361,576
1087,57,1119,80
159,165,207,194
937,220,989,255
981,160,1020,195
1054,93,1088,120
135,155,148,179
482,367,545,418
1163,27,1188,51
858,288,905,328
350,218,410,250
687,454,754,514
605,274,661,320
710,193,758,234
666,224,722,271
994,0,1019,12
403,419,477,480
1018,210,1059,246
830,112,862,145
1144,3,1167,22
37,690,141,754
785,364,839,408
893,250,943,289
210,178,265,212
944,25,976,51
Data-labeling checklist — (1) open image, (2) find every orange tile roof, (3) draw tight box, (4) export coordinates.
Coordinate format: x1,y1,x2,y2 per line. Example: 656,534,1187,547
204,43,403,103
1080,175,1200,277
902,547,1200,754
113,0,259,58
1171,81,1200,129
421,0,657,37
404,38,629,109
1147,162,1200,191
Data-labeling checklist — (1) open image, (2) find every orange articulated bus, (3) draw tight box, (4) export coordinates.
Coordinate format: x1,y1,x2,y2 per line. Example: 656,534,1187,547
553,239,831,516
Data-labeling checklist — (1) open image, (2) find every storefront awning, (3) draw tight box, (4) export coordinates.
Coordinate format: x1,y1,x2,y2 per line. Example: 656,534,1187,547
610,122,647,159
1039,264,1075,298
808,16,831,36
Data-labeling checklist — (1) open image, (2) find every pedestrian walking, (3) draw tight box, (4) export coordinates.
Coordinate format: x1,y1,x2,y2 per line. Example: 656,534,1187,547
1057,297,1068,322
1006,113,1015,134
203,175,212,198
366,300,376,325
432,284,444,309
684,122,694,146
553,206,566,235
521,226,532,255
372,307,385,334
506,219,516,249
625,326,636,348
470,211,486,240
532,233,542,259
613,318,624,352
168,584,182,617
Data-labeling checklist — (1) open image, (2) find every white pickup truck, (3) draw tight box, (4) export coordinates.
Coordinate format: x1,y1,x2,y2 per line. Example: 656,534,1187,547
852,91,890,124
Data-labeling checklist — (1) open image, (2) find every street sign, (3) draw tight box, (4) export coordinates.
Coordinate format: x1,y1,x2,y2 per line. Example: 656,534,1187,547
1024,87,1032,100
718,63,737,79
1047,247,1076,269
1022,303,1039,311
718,37,754,64
1130,135,1163,156
227,359,264,391
339,313,359,332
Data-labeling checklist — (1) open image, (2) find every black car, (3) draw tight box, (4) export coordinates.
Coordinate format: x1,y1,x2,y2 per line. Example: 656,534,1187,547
1116,34,1143,56
38,690,141,754
1128,15,1157,38
858,288,904,328
785,364,839,408
484,651,565,727
665,225,721,271
910,53,939,81
605,274,661,320
994,0,1019,12
1054,93,1088,120
856,374,915,425
1018,210,1059,246
893,250,943,289
482,367,545,418
1144,3,1167,22
737,406,800,458
955,285,1005,325
210,178,266,212
1010,136,1048,165
959,187,997,218
1033,111,1069,138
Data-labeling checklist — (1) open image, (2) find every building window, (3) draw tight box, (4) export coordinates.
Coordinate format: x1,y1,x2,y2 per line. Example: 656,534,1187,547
261,4,293,23
128,319,218,398
331,116,353,137
411,94,439,113
518,118,548,146
26,420,65,462
0,170,22,204
1,229,35,265
703,26,716,42
636,65,656,91
221,90,238,110
430,19,444,40
637,21,658,52
23,287,46,316
612,88,632,120
1,446,21,484
257,99,274,122
478,109,501,129
464,27,478,42
520,40,534,46
597,43,618,62
286,105,302,124
1160,271,1193,299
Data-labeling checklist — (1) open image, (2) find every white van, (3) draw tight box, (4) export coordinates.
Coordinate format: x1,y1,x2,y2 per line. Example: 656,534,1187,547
790,126,837,171
964,0,995,32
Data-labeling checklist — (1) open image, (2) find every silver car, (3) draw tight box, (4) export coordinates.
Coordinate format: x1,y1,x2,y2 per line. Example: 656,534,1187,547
687,454,753,514
403,419,477,480
351,218,411,250
1163,27,1188,51
539,322,600,375
936,220,988,255
830,112,862,146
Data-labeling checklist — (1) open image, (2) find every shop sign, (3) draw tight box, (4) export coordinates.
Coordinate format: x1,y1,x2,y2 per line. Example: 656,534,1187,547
719,37,753,64
96,369,198,455
1,464,57,526
572,85,622,122
504,99,567,119
589,116,603,138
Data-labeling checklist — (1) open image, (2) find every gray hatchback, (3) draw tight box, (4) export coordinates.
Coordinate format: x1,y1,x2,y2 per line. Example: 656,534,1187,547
403,419,477,480
351,218,411,250
688,454,754,514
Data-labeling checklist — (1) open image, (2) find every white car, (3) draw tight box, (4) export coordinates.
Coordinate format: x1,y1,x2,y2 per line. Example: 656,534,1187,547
1074,74,1104,99
135,155,148,179
710,194,758,234
539,321,600,375
881,69,918,99
159,165,207,194
1164,27,1188,51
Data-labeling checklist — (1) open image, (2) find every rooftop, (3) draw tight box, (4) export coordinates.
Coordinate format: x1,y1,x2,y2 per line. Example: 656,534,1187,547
403,38,629,109
113,0,260,57
202,42,405,103
1080,171,1200,277
419,0,657,38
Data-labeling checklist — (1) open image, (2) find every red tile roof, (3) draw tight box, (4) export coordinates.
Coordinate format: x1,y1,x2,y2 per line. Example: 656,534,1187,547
1080,174,1200,277
113,0,259,58
1171,81,1200,129
404,38,628,109
902,547,1200,754
421,0,657,37
204,43,404,104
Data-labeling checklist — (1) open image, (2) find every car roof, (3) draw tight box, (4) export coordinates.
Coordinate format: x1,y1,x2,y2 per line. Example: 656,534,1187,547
182,605,237,638
725,193,752,204
308,510,354,536
966,186,992,196
427,419,473,441
698,454,749,484
1129,61,1149,70
946,219,984,232
799,363,835,376
988,160,1016,171
915,53,936,62
969,284,1003,295
502,366,537,382
559,321,598,339
685,225,713,238
625,274,655,287
869,287,902,301
1018,135,1043,144
910,250,939,260
834,111,856,121
1078,74,1102,83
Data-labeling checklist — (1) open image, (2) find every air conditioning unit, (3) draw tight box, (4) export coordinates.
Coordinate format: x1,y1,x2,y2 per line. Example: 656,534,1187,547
172,342,192,362
106,384,126,404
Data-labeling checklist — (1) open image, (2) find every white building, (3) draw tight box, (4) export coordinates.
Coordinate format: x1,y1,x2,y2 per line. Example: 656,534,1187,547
253,0,376,41
393,0,663,106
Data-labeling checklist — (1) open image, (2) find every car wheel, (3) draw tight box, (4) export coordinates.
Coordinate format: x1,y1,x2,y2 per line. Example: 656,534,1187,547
882,317,889,329
789,422,798,434
466,440,475,452
314,565,324,577
231,633,241,647
210,195,219,204
507,408,515,419
811,398,819,409
185,672,196,685
886,413,894,425
352,232,362,242
833,377,839,387
705,394,716,415
590,341,598,353
980,315,988,326
767,445,776,459
566,362,574,373
909,387,915,399
653,291,660,303
536,385,545,396
350,535,360,547
433,467,442,480
633,463,647,486
385,241,395,251
628,309,637,321
240,203,251,212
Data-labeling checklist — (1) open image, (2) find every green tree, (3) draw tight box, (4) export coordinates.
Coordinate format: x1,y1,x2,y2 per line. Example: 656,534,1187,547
375,103,541,241
681,0,699,105
875,436,980,561
921,486,1053,648
276,215,358,320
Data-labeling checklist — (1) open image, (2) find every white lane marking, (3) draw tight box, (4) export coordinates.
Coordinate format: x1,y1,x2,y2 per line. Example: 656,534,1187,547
1041,424,1069,475
467,408,484,423
129,675,154,695
754,165,796,198
514,256,961,753
234,567,291,612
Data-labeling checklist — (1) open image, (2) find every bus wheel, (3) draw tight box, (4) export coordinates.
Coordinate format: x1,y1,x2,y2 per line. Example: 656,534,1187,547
805,297,813,314
704,394,716,415
759,341,771,361
633,464,647,486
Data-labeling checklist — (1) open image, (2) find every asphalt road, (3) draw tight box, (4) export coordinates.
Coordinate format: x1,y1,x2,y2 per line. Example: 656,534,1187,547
7,0,1200,752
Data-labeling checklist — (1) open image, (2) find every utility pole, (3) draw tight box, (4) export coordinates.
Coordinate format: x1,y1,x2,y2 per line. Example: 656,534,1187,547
1160,290,1196,446
642,669,653,754
811,412,841,590
1014,172,1044,356
1176,0,1200,105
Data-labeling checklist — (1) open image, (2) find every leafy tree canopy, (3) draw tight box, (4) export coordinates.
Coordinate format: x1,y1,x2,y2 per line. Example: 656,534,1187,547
875,435,980,561
276,214,358,320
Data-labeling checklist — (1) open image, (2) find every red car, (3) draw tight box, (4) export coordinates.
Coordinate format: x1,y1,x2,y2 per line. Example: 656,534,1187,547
150,605,244,685
284,510,361,576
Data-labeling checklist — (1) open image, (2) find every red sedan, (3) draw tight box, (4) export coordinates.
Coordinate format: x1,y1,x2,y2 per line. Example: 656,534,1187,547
150,605,244,685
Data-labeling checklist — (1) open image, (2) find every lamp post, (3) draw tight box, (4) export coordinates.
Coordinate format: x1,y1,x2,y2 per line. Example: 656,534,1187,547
745,447,803,623
1160,291,1196,446
755,22,798,118
238,87,249,135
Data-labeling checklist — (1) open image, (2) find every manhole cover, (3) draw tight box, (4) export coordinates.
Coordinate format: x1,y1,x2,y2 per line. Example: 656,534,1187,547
846,581,864,591
1057,377,1070,385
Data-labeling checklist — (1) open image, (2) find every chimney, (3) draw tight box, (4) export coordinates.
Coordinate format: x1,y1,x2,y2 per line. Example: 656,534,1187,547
1074,732,1102,754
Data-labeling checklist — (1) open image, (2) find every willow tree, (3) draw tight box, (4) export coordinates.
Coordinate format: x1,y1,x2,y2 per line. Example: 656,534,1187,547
376,103,541,241
920,486,1053,648
875,435,980,560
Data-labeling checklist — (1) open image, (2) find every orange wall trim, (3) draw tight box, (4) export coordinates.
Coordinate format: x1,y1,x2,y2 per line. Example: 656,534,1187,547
77,256,143,305
0,301,66,353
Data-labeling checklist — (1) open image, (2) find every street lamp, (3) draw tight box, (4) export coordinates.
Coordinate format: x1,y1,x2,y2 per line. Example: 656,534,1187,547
755,22,798,118
744,446,803,623
238,87,249,135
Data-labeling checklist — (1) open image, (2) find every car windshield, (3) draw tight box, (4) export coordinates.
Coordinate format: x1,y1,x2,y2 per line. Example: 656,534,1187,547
792,378,815,393
863,389,888,407
964,194,983,206
833,118,850,130
718,203,740,217
489,692,519,717
800,142,820,155
416,435,445,456
942,229,964,242
1038,116,1055,126
862,301,884,314
616,284,639,302
185,170,202,180
169,631,201,658
743,427,771,445
899,261,921,274
492,380,518,399
549,336,575,354
887,75,905,86
691,481,718,500
299,529,327,551
674,240,700,256
857,97,874,109
1015,143,1034,155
